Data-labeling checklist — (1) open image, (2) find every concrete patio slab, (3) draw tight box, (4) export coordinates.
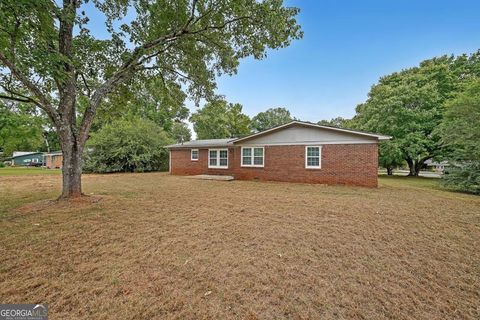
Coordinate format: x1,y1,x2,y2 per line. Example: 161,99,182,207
187,174,235,181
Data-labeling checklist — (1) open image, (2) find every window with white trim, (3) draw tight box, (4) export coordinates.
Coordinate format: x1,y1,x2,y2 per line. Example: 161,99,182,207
191,149,199,161
208,149,228,168
305,146,321,169
241,147,264,167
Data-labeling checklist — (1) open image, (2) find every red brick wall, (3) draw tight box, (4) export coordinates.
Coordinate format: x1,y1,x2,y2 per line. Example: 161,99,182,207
45,155,63,169
170,148,235,176
170,144,379,187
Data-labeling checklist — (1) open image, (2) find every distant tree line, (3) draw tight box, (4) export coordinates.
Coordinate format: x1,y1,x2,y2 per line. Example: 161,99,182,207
190,101,295,139
318,51,480,194
0,102,60,156
2,49,478,193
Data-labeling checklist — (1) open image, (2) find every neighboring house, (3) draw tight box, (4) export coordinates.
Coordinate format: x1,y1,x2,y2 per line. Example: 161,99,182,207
12,151,37,157
424,159,448,173
166,121,390,187
10,152,45,167
45,151,63,169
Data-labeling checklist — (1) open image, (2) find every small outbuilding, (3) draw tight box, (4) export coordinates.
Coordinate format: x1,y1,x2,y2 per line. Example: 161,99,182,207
45,151,63,169
166,121,390,187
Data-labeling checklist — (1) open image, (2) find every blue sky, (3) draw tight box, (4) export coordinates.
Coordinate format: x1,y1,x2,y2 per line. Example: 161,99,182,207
84,0,480,124
216,0,480,121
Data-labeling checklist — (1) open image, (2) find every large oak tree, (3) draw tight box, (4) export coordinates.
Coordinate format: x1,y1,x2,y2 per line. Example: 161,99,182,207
0,0,302,198
351,52,480,176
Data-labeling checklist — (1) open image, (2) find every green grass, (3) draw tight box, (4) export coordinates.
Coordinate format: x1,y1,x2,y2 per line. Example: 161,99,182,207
0,167,61,176
379,175,442,190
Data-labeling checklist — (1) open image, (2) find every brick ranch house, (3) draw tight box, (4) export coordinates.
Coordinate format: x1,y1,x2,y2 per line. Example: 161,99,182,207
166,121,390,187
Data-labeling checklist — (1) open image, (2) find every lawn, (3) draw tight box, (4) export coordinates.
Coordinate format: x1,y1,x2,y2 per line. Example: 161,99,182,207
0,173,479,319
0,167,61,176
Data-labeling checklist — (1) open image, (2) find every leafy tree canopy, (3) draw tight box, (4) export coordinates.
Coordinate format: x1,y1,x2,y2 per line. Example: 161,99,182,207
351,51,480,176
437,81,480,161
170,121,192,143
378,141,404,175
83,117,174,173
92,76,189,132
190,98,251,139
0,0,302,197
436,81,480,194
250,107,293,132
0,102,45,156
317,117,351,128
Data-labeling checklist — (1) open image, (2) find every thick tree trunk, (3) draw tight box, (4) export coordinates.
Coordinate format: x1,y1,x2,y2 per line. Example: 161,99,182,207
61,147,83,199
406,158,418,176
387,166,393,176
58,126,84,199
407,159,423,176
414,162,423,176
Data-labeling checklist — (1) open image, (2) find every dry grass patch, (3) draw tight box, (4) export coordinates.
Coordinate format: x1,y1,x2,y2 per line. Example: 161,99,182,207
1,173,479,319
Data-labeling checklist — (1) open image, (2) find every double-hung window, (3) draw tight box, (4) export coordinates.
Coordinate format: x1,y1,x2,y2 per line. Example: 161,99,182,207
208,149,228,169
191,149,199,161
241,147,264,167
305,146,321,169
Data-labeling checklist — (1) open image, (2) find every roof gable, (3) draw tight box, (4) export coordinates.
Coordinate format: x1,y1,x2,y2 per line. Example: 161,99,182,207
232,121,390,145
11,152,44,159
166,121,390,149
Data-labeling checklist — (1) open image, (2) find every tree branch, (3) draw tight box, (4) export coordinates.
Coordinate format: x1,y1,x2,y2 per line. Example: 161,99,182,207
10,13,21,64
135,42,176,66
57,0,78,124
1,84,40,104
191,7,215,26
164,67,196,83
419,155,432,165
156,70,185,106
78,68,133,145
186,16,252,35
0,52,60,124
79,72,91,97
78,13,252,146
0,93,38,104
184,0,198,29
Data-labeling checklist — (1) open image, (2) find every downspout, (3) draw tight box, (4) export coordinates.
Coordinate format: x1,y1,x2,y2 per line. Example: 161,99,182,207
169,150,171,174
